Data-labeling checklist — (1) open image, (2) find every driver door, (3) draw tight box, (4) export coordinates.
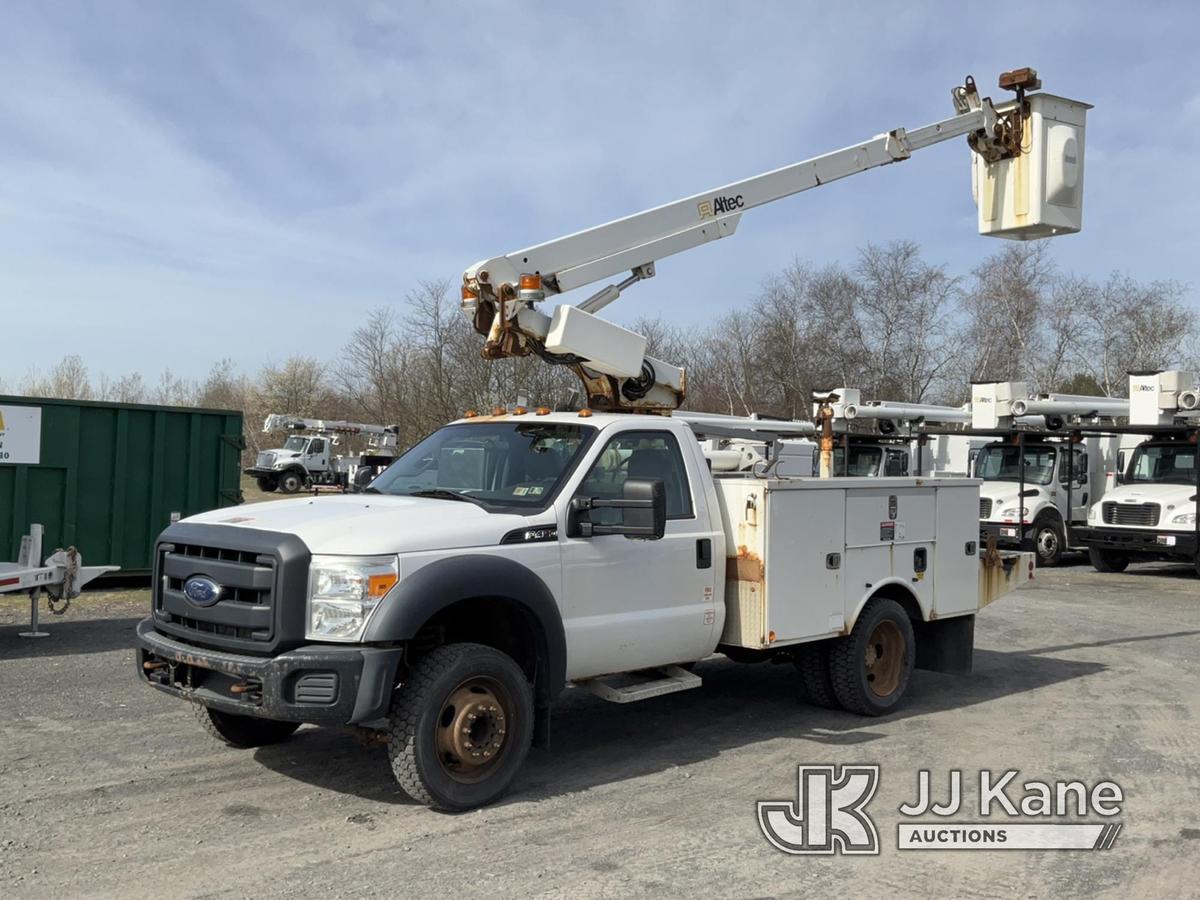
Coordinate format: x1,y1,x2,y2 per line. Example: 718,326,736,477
557,427,719,680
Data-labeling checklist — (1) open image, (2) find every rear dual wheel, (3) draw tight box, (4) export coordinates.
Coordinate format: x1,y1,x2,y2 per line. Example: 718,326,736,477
797,598,916,716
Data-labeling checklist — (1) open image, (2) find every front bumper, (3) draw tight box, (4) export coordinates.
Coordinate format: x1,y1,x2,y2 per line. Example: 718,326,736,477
1073,525,1198,559
980,521,1030,549
136,618,401,725
243,466,282,478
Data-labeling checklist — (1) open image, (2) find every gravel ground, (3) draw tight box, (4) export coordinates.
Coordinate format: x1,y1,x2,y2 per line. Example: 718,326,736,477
1,560,1197,898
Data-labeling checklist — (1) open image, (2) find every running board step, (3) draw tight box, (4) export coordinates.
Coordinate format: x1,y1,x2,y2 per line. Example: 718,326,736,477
579,665,701,703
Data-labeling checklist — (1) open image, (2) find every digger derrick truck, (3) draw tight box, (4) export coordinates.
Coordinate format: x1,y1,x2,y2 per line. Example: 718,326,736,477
245,414,400,493
137,70,1087,811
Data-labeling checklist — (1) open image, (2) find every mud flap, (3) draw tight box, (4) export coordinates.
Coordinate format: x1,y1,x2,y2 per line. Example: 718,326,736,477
913,614,974,675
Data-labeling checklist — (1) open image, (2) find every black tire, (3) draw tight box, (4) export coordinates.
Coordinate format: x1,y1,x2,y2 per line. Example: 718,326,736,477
1033,514,1065,567
387,643,534,812
794,641,840,709
1089,547,1129,573
192,703,300,748
829,598,915,716
277,470,304,494
255,476,277,492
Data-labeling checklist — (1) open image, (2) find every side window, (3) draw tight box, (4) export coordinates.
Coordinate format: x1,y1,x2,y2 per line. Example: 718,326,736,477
885,449,909,476
309,438,325,454
578,430,694,524
1059,448,1087,484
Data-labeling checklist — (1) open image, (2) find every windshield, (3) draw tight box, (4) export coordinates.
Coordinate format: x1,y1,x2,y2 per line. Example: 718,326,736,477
814,445,883,477
974,444,1056,485
1125,443,1197,485
369,421,595,508
283,436,308,452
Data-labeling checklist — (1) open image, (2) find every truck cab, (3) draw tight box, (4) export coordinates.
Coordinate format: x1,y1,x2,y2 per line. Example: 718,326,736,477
974,438,1096,566
245,435,334,494
1080,436,1200,573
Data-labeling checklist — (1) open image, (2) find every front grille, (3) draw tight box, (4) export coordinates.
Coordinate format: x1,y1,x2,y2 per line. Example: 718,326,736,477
1102,502,1160,526
155,541,277,646
980,498,993,518
256,451,275,468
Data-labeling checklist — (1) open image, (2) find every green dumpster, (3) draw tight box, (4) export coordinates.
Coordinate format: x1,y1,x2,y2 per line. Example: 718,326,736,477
0,395,244,575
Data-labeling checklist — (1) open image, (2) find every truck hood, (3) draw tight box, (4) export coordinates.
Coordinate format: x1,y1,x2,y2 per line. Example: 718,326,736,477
183,494,536,555
1102,485,1196,510
980,483,1046,512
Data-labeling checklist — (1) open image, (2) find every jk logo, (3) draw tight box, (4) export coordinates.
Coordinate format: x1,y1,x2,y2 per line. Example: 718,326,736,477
758,765,880,855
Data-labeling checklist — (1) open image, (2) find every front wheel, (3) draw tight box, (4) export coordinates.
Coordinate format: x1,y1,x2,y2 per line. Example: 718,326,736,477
255,476,278,492
277,470,304,494
387,643,534,811
1088,547,1129,573
193,704,300,748
1033,515,1065,567
829,599,915,716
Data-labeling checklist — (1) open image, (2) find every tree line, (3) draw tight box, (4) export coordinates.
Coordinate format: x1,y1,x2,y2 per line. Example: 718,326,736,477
9,242,1195,461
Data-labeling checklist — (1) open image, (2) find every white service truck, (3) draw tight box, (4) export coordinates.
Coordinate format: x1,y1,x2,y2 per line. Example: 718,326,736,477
1078,371,1200,573
968,380,1133,566
245,415,400,493
817,388,979,478
137,69,1083,810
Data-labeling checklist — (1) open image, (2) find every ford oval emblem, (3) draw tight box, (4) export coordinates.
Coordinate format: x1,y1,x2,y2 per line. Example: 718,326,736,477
183,576,222,607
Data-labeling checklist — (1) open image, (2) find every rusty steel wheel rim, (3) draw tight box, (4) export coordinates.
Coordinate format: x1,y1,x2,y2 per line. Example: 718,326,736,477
434,677,512,783
864,620,905,698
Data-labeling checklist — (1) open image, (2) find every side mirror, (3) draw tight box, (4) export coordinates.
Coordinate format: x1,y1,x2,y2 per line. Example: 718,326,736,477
568,477,667,540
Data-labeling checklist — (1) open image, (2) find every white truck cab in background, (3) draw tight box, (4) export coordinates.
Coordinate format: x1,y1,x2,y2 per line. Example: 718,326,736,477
1078,371,1200,573
970,380,1132,566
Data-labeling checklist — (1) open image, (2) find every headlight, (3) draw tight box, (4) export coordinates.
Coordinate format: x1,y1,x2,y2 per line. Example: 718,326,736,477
1171,512,1196,525
1000,506,1028,519
1088,506,1097,522
306,555,398,641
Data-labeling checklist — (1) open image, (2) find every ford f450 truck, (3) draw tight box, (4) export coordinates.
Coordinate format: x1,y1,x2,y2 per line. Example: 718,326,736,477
136,70,1079,809
138,409,1031,810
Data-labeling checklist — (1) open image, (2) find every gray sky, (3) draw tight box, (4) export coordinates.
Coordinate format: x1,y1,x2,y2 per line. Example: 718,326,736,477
2,0,1198,385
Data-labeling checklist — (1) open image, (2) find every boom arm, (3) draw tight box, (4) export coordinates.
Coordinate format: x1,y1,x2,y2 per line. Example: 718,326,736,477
262,414,398,437
461,69,1062,413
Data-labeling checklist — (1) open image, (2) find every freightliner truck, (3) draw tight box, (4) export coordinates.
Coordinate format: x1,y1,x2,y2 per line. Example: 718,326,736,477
137,69,1086,810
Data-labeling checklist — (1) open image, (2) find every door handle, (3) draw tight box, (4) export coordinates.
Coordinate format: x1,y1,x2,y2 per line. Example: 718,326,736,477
696,538,712,569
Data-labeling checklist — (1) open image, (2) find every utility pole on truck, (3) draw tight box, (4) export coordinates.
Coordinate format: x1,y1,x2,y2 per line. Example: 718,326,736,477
459,68,1089,415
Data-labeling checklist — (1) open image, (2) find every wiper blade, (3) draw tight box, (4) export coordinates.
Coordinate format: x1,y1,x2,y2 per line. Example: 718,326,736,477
408,489,487,507
360,486,383,494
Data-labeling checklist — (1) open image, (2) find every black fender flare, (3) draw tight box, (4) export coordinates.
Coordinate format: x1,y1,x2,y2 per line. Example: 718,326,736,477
364,554,567,702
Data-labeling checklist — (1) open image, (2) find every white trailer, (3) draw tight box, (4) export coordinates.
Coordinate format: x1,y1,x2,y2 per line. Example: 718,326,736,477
1,524,118,637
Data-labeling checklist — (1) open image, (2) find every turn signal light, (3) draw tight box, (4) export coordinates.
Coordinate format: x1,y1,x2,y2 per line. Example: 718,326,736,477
578,409,593,418
367,573,398,599
492,407,506,417
519,273,542,291
513,406,528,416
536,406,551,416
463,410,478,418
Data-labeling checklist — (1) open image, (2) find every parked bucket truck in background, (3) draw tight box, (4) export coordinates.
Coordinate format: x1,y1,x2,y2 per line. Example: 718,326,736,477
244,415,400,493
818,387,981,477
137,69,1085,810
1077,371,1200,574
969,381,1135,566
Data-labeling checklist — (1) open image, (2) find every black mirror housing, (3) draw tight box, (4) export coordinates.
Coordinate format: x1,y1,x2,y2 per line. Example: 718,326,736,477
568,477,667,540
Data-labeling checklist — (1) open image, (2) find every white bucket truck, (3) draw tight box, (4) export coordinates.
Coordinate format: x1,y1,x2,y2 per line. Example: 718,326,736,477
970,381,1133,566
245,415,400,493
1077,371,1200,573
137,69,1083,810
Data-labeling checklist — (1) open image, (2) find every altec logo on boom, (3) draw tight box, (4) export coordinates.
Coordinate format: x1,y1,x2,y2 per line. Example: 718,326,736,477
697,194,745,219
758,766,1124,854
